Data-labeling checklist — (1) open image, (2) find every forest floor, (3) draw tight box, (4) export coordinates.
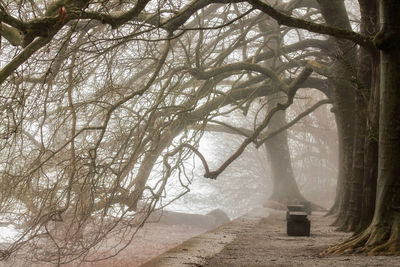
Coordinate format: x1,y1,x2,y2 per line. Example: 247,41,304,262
142,208,400,267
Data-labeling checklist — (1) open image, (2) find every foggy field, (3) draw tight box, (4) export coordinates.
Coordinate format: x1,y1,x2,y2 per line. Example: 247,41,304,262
0,0,400,265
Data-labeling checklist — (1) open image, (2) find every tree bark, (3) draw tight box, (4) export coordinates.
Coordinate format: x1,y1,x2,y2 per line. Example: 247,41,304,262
326,0,400,255
264,94,306,204
345,70,367,232
317,1,356,227
345,0,380,232
367,0,400,253
358,51,379,232
259,15,308,206
357,0,379,232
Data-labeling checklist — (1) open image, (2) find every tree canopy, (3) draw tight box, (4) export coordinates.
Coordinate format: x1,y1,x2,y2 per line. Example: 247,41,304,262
1,0,399,264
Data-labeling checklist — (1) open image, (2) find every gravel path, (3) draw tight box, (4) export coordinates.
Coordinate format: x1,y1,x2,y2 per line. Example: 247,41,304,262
142,208,400,267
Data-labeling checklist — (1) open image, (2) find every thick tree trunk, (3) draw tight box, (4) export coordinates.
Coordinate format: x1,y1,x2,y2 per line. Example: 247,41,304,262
264,95,306,204
346,0,380,233
326,108,344,216
345,76,367,232
326,0,400,255
317,0,356,226
357,0,379,232
358,53,379,231
259,15,308,206
366,0,400,253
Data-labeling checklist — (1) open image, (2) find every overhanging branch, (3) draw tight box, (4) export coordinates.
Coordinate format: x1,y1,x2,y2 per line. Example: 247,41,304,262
0,36,52,84
196,98,332,146
204,66,313,179
246,0,374,49
256,98,332,146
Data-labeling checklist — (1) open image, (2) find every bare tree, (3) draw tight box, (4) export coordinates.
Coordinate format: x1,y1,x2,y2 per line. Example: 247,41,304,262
3,0,390,263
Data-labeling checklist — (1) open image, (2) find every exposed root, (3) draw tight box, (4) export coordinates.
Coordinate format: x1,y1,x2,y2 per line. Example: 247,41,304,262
321,225,400,256
321,229,370,256
368,240,400,256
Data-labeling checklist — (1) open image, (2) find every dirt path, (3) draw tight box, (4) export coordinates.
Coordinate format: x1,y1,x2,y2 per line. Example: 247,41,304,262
142,208,400,266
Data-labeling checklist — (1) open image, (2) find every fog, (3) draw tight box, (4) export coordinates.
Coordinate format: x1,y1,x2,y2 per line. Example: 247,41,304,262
167,91,337,218
0,0,349,264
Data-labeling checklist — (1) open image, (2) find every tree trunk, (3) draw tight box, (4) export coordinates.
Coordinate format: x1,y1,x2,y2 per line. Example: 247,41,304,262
357,0,379,232
345,0,380,232
326,0,400,255
264,94,307,204
259,15,308,206
317,0,356,227
345,74,367,232
358,52,379,232
366,0,400,253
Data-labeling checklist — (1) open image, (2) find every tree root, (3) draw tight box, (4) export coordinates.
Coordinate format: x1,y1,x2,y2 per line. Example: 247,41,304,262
321,231,369,256
368,240,400,256
321,226,400,256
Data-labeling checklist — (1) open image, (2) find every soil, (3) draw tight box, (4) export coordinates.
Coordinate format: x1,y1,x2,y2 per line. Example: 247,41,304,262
142,208,400,266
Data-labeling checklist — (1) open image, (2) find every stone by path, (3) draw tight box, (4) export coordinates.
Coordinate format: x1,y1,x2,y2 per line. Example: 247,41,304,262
142,207,400,267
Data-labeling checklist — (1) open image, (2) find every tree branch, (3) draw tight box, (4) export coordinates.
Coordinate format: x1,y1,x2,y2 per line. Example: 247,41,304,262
204,66,313,179
0,36,52,84
73,0,151,29
203,120,253,137
190,62,287,88
195,99,332,149
246,0,374,49
0,22,23,46
256,98,332,146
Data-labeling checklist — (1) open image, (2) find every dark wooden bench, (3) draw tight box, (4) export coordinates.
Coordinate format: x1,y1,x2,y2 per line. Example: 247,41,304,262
286,205,310,236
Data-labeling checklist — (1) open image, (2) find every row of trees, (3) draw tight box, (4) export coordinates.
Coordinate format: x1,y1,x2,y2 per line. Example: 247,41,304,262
0,0,399,263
